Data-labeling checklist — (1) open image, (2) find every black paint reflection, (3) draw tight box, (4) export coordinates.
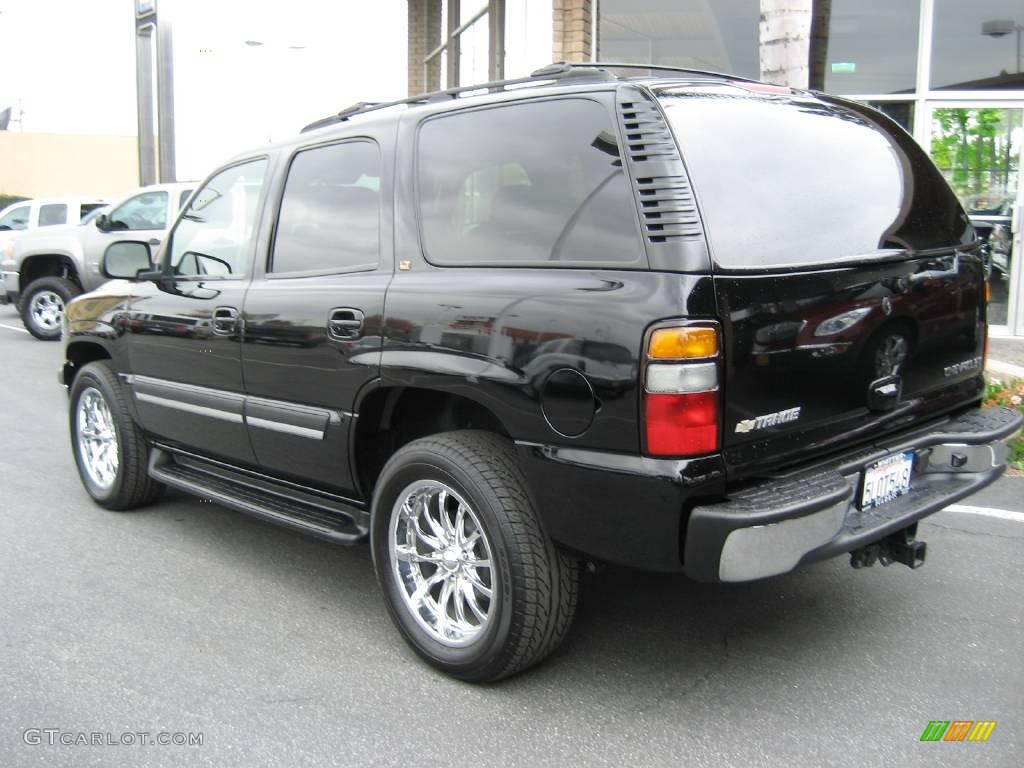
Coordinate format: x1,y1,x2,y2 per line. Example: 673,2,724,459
381,269,715,452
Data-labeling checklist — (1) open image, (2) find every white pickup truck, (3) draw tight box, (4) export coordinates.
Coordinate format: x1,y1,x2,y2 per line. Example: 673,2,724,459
0,197,111,297
2,183,194,339
0,196,110,234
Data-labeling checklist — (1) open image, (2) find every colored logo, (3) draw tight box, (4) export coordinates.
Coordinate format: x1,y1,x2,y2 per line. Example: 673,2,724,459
920,721,997,742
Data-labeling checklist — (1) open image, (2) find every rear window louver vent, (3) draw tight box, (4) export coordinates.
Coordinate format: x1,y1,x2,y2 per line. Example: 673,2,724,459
618,93,704,245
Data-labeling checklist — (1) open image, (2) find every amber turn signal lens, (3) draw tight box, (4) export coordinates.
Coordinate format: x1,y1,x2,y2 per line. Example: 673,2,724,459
985,281,992,303
648,327,718,359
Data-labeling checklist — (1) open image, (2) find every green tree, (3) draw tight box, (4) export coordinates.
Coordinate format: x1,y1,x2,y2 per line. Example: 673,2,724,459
931,108,1020,202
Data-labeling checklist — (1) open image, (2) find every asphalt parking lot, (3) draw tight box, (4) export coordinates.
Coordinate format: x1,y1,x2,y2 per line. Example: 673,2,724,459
1,305,1021,768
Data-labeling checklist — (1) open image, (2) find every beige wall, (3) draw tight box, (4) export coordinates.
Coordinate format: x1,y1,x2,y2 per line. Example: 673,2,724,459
0,132,138,199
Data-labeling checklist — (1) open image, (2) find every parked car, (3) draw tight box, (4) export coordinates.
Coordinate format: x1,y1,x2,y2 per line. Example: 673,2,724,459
0,197,111,298
965,192,1014,280
1,183,194,339
61,63,1022,682
0,196,109,233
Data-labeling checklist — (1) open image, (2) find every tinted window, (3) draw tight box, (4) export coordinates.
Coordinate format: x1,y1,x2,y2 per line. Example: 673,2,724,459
418,99,643,266
109,191,169,231
38,203,68,226
0,204,30,230
271,142,380,273
80,203,106,220
80,206,110,225
660,92,972,269
178,189,194,211
168,159,268,278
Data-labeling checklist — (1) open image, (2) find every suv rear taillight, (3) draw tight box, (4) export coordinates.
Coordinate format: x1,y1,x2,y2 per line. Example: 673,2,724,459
643,326,720,457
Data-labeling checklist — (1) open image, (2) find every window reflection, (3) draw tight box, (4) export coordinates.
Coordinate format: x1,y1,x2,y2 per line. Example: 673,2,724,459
168,159,267,278
271,142,381,274
598,0,759,80
109,192,168,231
661,91,971,268
932,0,1024,89
417,99,643,267
929,107,1021,326
822,0,920,94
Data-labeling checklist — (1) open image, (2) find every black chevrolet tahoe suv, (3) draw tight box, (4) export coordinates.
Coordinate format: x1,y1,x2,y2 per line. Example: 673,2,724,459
61,63,1022,682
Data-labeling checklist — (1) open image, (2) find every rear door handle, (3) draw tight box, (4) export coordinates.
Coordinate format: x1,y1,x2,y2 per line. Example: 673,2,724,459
212,306,239,335
328,308,364,340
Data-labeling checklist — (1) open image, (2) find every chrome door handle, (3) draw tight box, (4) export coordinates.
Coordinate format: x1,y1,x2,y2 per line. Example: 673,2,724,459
328,308,364,340
212,306,239,335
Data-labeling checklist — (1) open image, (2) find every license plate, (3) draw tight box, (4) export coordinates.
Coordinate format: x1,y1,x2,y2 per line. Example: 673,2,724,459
860,452,914,510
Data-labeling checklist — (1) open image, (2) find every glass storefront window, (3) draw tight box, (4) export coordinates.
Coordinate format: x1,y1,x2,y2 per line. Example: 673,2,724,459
504,0,554,78
929,107,1022,326
822,0,920,94
459,3,489,87
424,1,490,90
588,0,1024,333
597,0,759,80
868,101,915,133
932,0,1024,90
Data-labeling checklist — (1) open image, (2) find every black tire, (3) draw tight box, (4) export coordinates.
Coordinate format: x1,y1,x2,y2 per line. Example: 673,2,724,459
21,276,81,340
69,361,165,510
371,430,578,682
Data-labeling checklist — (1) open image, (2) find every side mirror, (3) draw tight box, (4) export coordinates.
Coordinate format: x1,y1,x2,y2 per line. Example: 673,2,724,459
94,213,110,232
101,241,153,279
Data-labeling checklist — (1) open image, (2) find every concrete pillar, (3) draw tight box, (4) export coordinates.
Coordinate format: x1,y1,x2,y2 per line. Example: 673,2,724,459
759,0,813,88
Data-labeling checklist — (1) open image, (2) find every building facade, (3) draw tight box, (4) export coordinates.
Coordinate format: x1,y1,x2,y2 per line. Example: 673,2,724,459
406,0,1024,336
0,132,139,199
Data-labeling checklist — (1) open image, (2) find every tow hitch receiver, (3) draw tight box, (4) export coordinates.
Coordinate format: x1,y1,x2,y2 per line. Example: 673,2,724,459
850,524,927,570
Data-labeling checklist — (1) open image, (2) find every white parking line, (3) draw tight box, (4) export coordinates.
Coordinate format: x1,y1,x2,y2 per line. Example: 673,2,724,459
944,504,1024,523
0,323,28,334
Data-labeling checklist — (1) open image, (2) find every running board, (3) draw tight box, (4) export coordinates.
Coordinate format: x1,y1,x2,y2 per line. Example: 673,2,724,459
147,448,368,544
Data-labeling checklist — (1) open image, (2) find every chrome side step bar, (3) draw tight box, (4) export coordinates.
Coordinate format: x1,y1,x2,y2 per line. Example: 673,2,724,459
147,447,367,545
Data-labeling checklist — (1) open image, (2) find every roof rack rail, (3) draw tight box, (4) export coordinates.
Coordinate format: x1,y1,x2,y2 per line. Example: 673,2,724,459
301,64,623,132
301,61,750,133
541,61,761,84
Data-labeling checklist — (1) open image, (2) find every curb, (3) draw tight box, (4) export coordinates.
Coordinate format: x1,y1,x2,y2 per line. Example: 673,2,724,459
986,359,1024,380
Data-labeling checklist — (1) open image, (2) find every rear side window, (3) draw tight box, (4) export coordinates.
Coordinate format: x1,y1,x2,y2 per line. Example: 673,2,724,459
80,203,105,220
271,141,380,274
660,92,972,269
38,203,68,226
417,98,643,267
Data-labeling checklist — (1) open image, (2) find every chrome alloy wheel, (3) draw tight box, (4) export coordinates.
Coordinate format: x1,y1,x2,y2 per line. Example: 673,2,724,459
875,334,908,377
388,481,495,647
29,290,65,333
76,387,119,490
